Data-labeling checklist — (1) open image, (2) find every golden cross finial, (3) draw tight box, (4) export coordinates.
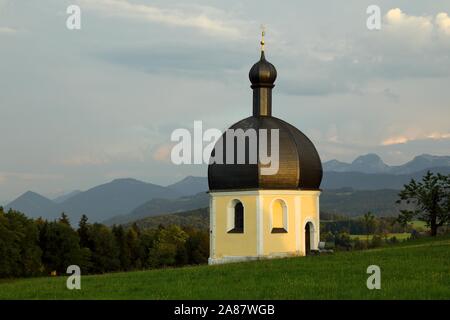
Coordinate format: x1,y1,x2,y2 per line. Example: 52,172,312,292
260,24,265,52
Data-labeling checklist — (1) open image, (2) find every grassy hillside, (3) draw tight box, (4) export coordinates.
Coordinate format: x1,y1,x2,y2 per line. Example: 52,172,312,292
124,207,209,230
0,236,449,300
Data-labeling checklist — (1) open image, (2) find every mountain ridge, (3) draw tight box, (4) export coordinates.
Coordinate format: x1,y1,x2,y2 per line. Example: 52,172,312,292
5,154,450,222
323,153,450,174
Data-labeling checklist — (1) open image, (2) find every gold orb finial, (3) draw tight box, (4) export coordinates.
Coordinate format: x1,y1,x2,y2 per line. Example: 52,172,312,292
260,24,265,52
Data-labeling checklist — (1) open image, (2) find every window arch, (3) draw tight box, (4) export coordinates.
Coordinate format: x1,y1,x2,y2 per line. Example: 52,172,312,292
271,199,288,233
227,199,244,233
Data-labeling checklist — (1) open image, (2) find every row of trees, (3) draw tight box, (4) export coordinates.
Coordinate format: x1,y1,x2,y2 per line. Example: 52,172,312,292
0,208,209,278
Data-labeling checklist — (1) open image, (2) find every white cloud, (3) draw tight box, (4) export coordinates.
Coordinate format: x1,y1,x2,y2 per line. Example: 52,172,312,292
80,0,242,39
385,8,433,31
384,8,433,45
436,12,450,36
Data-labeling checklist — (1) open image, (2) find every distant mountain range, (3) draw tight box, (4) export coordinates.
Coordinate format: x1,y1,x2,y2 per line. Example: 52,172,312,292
116,187,411,230
53,190,81,204
104,191,209,225
323,153,450,174
4,154,450,223
4,176,208,223
6,191,64,220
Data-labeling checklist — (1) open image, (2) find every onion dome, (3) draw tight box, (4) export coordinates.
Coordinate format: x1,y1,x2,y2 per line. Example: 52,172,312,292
249,51,277,88
208,33,323,191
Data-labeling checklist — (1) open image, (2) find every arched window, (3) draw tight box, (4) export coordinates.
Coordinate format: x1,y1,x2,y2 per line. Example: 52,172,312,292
228,200,244,233
271,199,287,233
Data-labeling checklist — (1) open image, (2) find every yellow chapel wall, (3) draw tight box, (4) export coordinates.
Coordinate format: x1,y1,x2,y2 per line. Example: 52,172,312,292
212,194,257,258
210,190,321,261
261,195,297,255
300,192,320,252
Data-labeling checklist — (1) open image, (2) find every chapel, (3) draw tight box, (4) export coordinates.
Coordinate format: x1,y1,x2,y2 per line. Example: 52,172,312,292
208,33,323,264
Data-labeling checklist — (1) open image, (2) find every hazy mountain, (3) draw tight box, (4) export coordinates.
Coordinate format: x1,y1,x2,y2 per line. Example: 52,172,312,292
104,191,209,225
6,191,62,219
322,167,450,190
390,154,450,174
350,154,390,173
123,207,209,230
167,176,208,196
52,190,81,204
320,188,403,217
321,159,350,172
323,153,450,174
62,178,180,223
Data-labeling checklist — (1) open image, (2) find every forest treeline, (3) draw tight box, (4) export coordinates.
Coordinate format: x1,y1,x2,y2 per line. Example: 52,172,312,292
0,207,209,278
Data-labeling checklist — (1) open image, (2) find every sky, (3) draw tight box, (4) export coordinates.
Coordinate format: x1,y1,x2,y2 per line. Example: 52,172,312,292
1,0,450,201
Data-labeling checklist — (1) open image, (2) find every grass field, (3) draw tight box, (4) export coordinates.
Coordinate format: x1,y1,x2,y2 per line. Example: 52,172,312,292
0,235,449,300
349,233,411,241
410,220,429,230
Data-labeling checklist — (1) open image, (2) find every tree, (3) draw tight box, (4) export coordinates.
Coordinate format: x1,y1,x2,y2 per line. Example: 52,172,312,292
59,212,71,226
184,227,209,265
147,225,188,268
78,214,90,247
38,220,85,274
112,225,132,270
125,228,141,269
362,212,375,242
0,208,42,277
83,223,120,273
396,171,450,236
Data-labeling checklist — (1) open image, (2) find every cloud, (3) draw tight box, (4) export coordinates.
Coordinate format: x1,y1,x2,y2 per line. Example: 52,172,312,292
382,132,450,146
60,155,110,166
80,0,242,39
426,132,450,140
152,143,175,162
436,12,450,36
0,172,63,182
382,136,410,146
383,9,450,43
0,27,17,34
385,8,433,32
98,45,247,76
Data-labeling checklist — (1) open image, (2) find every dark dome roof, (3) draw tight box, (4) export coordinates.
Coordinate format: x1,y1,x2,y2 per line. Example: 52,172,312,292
208,116,323,191
249,52,277,87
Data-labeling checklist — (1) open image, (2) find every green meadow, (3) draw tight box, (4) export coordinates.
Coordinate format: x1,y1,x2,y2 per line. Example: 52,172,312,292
0,235,449,300
349,233,411,241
